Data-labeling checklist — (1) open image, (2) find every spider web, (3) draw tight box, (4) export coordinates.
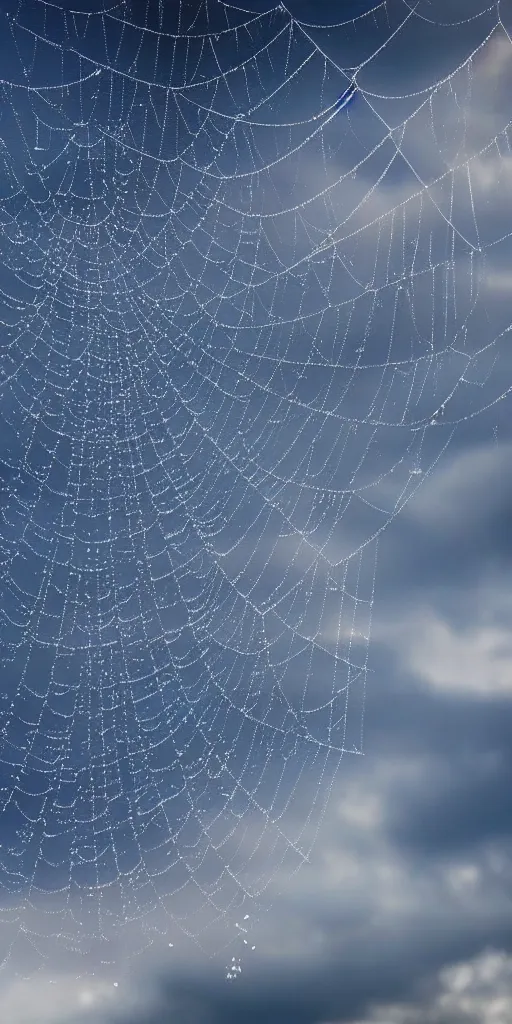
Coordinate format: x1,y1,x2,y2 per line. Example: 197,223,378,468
0,0,509,984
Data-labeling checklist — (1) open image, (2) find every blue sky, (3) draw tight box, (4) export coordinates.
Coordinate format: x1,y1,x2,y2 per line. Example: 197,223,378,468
0,0,512,1021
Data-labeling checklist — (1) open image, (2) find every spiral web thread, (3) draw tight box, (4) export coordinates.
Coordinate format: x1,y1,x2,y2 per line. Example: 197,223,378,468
0,0,510,981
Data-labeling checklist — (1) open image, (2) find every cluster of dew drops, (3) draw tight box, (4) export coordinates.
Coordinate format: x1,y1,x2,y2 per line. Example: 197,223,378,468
225,915,256,980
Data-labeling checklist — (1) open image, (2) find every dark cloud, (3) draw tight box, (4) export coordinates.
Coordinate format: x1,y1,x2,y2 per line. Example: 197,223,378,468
374,440,512,604
58,911,512,1024
387,747,512,859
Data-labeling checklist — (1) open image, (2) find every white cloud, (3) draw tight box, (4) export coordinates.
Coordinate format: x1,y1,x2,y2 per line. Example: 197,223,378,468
375,603,512,698
483,268,512,293
0,974,120,1024
406,439,505,532
478,33,512,83
352,949,512,1024
445,861,481,895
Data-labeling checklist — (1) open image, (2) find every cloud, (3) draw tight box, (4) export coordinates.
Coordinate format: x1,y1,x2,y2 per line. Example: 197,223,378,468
0,974,120,1024
374,590,512,698
9,945,512,1024
373,438,512,606
484,269,512,293
352,949,512,1024
478,33,512,83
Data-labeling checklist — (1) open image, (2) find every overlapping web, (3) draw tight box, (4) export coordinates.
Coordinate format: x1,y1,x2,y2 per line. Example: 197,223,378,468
0,0,510,983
